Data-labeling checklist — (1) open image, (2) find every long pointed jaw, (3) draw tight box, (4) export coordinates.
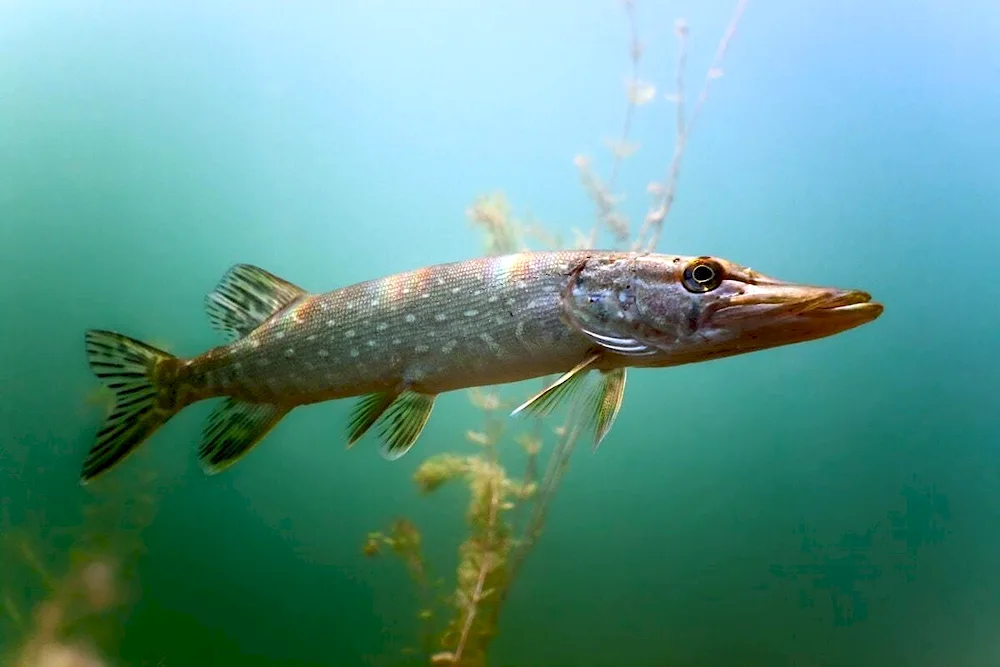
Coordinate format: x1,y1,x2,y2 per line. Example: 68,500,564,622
712,275,884,351
564,253,884,368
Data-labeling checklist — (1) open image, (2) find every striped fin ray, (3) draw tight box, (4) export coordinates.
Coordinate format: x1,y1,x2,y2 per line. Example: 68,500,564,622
347,390,437,460
198,399,291,473
510,353,628,450
509,353,600,420
376,392,436,460
205,264,307,341
346,391,398,447
587,368,627,451
82,330,179,484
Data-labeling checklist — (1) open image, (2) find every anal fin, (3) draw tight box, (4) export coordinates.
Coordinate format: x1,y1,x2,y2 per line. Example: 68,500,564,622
347,389,437,461
199,399,291,473
205,264,307,341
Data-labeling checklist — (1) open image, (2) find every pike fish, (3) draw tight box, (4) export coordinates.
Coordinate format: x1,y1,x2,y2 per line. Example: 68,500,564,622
81,250,883,483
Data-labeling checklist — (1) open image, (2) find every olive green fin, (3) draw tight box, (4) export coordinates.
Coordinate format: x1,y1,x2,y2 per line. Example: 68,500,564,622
346,391,399,447
587,368,627,451
376,392,436,460
82,330,179,485
509,353,600,419
205,264,307,341
347,390,436,460
510,355,627,450
199,399,291,474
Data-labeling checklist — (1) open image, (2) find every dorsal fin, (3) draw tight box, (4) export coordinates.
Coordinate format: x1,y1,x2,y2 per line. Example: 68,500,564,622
205,264,307,341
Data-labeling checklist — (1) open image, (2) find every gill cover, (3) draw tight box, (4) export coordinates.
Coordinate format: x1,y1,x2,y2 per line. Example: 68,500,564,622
561,255,660,357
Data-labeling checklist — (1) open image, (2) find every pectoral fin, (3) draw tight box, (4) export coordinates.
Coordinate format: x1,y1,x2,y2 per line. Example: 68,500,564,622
588,368,627,451
510,353,600,419
510,354,629,449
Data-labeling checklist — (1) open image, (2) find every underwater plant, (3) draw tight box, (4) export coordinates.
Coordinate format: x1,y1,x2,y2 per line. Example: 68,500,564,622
363,2,751,664
365,389,540,666
1,448,162,666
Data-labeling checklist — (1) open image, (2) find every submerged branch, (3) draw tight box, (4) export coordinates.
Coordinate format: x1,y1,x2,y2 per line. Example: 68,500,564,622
451,478,500,665
635,0,749,252
585,0,645,248
507,414,583,584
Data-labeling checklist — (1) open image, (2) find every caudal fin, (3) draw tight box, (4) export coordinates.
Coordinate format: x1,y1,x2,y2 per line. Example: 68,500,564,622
82,330,180,484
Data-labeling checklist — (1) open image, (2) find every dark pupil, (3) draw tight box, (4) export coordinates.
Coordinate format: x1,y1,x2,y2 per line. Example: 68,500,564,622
692,264,714,284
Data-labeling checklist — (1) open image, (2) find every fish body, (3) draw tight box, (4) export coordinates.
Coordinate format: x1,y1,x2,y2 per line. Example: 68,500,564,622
193,251,600,404
82,250,883,483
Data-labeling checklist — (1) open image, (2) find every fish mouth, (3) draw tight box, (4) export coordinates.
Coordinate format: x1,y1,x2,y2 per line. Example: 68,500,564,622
789,288,883,321
716,282,884,344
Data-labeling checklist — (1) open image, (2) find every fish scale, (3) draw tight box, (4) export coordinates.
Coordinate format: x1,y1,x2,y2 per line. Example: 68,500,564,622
201,251,596,403
79,249,883,484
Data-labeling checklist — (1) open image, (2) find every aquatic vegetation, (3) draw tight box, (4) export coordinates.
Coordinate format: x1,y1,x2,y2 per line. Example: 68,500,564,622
365,390,540,666
633,0,749,252
364,6,752,662
1,454,162,666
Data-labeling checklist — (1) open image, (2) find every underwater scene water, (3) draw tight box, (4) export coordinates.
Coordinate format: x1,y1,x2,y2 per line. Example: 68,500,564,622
2,1,999,665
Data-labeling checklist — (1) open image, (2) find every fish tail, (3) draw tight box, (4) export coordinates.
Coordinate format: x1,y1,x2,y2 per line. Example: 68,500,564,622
82,330,186,484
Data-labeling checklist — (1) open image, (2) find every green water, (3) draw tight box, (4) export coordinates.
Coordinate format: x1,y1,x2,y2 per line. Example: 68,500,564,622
2,1,998,665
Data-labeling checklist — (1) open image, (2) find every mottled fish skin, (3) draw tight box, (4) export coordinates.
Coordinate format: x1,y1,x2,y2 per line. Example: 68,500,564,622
187,251,600,404
80,249,883,483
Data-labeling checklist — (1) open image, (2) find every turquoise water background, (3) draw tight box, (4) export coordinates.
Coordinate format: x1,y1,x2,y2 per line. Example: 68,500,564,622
2,1,998,665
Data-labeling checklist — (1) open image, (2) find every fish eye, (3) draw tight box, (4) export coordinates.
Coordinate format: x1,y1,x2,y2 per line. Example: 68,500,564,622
682,259,724,293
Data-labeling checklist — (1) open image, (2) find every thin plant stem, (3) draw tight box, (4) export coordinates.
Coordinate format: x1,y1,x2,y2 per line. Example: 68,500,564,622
588,0,642,248
635,0,749,252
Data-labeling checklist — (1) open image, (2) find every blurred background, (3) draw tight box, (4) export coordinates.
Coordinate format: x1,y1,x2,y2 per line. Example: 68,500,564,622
1,1,998,665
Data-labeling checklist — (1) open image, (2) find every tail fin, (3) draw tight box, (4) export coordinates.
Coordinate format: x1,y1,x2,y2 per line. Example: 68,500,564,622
82,330,181,484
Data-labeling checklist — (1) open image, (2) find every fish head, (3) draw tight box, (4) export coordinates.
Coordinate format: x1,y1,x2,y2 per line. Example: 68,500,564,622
562,253,884,363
